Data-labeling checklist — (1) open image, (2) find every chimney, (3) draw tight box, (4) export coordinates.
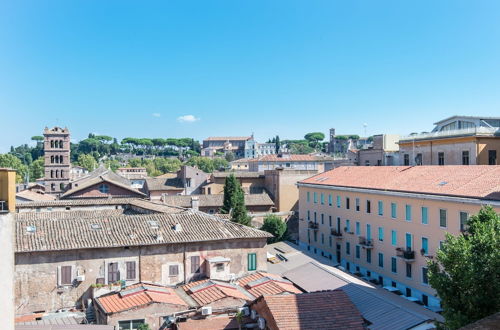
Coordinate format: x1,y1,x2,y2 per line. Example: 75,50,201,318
191,196,200,211
0,168,16,329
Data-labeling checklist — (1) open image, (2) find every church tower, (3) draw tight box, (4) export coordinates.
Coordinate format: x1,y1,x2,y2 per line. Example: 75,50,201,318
43,127,71,194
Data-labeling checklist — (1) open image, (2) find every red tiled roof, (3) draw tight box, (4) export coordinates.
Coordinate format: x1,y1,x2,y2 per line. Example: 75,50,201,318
237,271,302,298
96,283,188,314
205,136,252,141
299,165,500,200
252,290,365,330
182,279,250,305
258,154,332,162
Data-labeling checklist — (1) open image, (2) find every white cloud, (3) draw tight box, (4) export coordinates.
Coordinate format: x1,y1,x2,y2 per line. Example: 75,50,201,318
177,115,200,123
152,113,161,117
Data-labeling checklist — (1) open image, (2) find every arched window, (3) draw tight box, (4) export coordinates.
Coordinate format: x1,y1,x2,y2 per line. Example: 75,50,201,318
55,170,58,178
60,155,63,163
50,170,54,178
99,184,110,194
51,155,54,164
60,183,65,191
60,140,64,148
51,183,56,191
50,140,54,148
60,170,63,178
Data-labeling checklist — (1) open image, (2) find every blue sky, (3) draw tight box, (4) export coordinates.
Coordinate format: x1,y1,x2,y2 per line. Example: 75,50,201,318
1,1,500,152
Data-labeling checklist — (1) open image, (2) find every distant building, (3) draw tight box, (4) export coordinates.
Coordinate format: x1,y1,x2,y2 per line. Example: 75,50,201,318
143,166,210,200
398,116,500,165
202,171,266,195
358,134,400,166
230,158,251,171
202,136,253,158
244,140,276,158
43,127,71,194
69,165,89,181
248,154,334,172
115,167,147,188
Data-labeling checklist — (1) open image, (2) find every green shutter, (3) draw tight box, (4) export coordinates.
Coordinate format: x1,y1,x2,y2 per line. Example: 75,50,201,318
248,253,257,271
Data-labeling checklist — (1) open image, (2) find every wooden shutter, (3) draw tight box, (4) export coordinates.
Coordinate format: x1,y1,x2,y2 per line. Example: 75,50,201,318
169,265,179,276
126,261,136,280
108,263,119,283
61,266,72,285
191,256,200,273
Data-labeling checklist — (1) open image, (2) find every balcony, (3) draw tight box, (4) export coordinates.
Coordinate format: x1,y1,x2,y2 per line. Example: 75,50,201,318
358,236,373,249
344,227,354,235
308,222,319,230
331,229,343,238
396,248,415,262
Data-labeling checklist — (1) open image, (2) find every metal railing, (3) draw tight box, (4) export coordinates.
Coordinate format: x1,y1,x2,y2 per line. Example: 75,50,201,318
331,229,343,237
359,236,373,248
399,127,498,142
396,248,415,260
308,222,319,230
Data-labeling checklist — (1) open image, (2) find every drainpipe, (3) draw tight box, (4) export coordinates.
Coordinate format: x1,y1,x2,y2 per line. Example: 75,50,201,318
138,246,142,282
183,244,187,283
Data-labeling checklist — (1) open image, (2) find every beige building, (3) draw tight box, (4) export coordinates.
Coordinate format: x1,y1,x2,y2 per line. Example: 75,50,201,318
297,165,500,310
248,154,334,172
358,134,400,166
398,116,500,166
13,198,271,316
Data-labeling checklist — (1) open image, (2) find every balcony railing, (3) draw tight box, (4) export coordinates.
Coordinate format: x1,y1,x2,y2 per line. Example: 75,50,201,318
396,248,415,261
331,229,343,238
359,236,373,249
308,222,319,230
399,126,498,142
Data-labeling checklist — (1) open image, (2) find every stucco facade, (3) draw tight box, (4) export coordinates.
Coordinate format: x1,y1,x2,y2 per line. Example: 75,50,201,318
298,184,500,309
15,238,267,315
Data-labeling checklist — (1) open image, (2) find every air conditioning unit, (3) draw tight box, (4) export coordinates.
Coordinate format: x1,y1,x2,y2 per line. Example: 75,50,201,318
76,275,85,282
201,306,212,316
258,317,266,330
238,307,249,316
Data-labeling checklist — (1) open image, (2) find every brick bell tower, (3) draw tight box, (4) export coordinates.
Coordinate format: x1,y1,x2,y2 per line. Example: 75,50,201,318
43,127,71,194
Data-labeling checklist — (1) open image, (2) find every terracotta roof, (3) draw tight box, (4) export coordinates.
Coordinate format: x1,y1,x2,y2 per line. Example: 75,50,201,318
299,165,500,200
237,271,302,298
258,154,333,162
204,136,252,141
155,172,178,179
96,282,188,314
144,177,184,191
15,210,271,252
15,209,130,221
177,316,245,330
212,171,265,179
182,279,252,306
16,190,56,202
252,290,365,330
61,166,145,198
162,193,274,208
15,197,139,208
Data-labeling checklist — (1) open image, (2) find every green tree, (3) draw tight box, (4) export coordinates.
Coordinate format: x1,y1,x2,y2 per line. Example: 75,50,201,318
231,187,251,226
275,135,280,154
225,151,235,162
0,154,28,183
304,132,325,150
428,206,500,329
137,324,151,330
77,154,98,172
221,174,238,214
29,157,45,180
261,214,287,243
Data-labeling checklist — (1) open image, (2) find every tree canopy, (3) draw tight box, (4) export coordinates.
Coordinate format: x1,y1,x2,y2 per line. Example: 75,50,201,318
261,214,287,243
220,174,251,226
428,206,500,329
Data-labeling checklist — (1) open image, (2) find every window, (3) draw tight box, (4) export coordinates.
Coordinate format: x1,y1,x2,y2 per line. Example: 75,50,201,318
314,212,317,222
307,210,310,221
378,253,384,268
355,222,360,236
391,230,397,246
337,217,341,232
438,152,444,165
406,263,412,278
421,207,428,225
329,236,332,247
118,319,145,330
489,150,497,165
328,194,332,206
337,196,341,208
391,257,397,273
422,237,428,255
405,205,412,221
216,263,225,272
366,249,372,263
366,200,371,213
346,197,350,209
439,209,447,228
404,154,409,165
126,261,136,280
355,245,360,259
366,224,371,240
422,294,429,306
346,219,350,232
307,192,310,203
416,153,422,165
378,227,384,241
313,192,317,203
321,233,324,245
346,242,351,255
191,256,201,273
60,266,72,285
406,288,412,297
320,193,324,205
355,198,360,211
321,214,324,224
422,267,429,284
460,212,469,231
462,151,469,165
108,262,119,283
391,203,397,219
329,216,332,227
247,253,257,271
169,265,179,276
99,184,110,194
378,201,383,216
